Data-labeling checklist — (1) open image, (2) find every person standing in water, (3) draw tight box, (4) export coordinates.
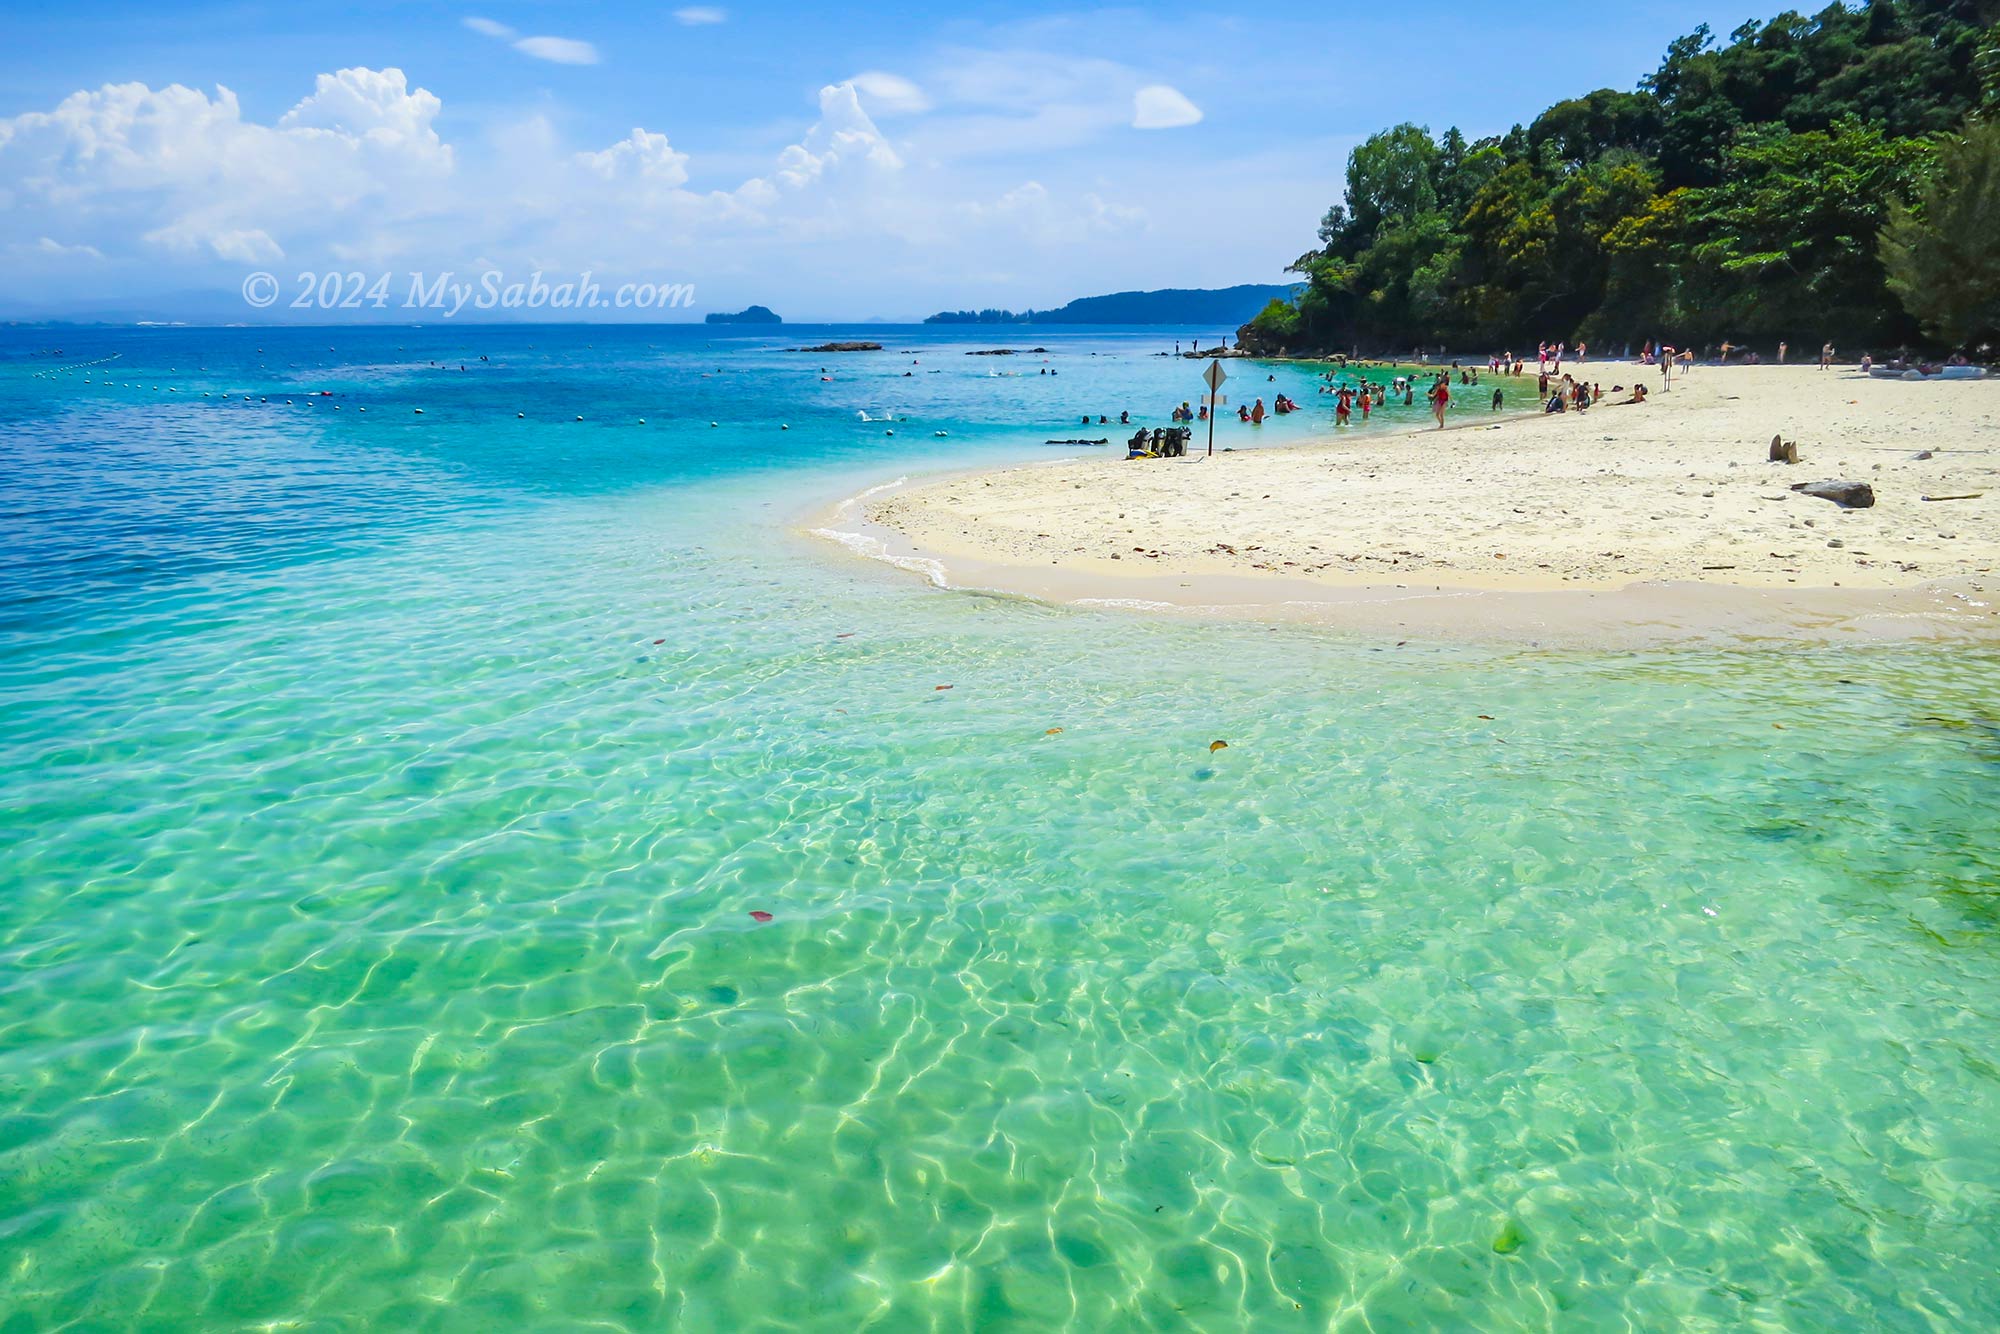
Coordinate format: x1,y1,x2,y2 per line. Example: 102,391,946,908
1428,376,1451,429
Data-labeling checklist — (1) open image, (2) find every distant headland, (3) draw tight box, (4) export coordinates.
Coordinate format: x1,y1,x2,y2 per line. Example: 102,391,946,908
705,305,782,325
925,285,1297,326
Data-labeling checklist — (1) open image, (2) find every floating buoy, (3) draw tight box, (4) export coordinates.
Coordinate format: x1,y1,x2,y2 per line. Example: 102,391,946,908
885,429,894,436
710,421,718,427
414,408,424,414
517,412,524,418
359,407,366,412
575,415,583,421
934,430,948,437
781,424,789,430
637,418,646,425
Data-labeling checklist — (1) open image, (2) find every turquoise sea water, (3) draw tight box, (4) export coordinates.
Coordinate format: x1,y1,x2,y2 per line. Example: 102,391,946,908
3,325,1998,1331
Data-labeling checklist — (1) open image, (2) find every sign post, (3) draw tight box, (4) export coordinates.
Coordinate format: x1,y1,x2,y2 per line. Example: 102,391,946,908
1202,359,1228,457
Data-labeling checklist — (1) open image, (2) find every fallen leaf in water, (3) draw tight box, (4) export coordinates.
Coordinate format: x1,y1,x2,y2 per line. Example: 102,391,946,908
749,910,773,923
1045,728,1063,735
1773,723,1785,729
1209,740,1229,753
1478,715,1494,721
653,639,665,645
836,633,855,639
935,685,953,691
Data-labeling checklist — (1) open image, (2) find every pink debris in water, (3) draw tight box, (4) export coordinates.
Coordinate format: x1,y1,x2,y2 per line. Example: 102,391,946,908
749,910,773,923
653,639,665,645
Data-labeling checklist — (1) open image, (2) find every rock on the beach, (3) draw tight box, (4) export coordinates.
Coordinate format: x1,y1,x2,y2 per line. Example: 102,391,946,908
1790,480,1875,508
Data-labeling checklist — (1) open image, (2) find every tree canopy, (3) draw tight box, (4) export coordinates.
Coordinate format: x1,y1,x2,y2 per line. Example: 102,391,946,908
1880,117,2000,347
1248,0,2000,355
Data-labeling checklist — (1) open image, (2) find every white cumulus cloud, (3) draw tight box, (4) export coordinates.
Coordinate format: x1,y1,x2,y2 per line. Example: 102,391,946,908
0,64,1237,319
761,82,903,192
673,6,727,23
0,69,451,267
279,66,448,150
1132,84,1202,130
575,128,691,185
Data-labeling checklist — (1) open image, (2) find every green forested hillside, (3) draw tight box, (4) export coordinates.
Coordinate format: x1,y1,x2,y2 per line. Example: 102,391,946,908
1247,0,2000,355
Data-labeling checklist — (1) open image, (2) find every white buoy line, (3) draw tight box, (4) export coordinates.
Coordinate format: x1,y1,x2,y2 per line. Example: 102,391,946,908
34,369,880,436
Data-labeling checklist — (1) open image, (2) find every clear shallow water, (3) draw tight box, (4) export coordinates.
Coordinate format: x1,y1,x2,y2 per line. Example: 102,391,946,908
3,326,1998,1330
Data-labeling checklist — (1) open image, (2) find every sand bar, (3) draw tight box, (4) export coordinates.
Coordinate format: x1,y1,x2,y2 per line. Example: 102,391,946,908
820,365,2000,646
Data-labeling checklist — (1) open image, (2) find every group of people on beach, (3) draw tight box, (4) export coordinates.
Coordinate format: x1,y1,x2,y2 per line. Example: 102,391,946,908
1540,371,1648,412
1302,365,1474,430
1131,338,1684,444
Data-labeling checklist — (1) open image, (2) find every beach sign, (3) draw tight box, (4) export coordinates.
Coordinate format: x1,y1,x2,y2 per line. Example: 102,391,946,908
1203,359,1227,456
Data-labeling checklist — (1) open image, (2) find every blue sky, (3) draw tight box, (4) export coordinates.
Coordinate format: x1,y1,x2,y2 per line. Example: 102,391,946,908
0,1,1783,320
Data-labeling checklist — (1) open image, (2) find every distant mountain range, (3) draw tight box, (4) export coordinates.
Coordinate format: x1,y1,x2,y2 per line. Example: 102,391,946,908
3,284,1296,327
925,284,1298,326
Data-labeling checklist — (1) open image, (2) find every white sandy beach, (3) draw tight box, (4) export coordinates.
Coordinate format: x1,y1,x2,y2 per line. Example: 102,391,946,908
831,364,2000,643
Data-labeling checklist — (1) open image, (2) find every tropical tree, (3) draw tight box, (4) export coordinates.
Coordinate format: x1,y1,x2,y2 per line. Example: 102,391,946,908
1880,118,2000,348
1247,0,1997,352
1678,119,1931,341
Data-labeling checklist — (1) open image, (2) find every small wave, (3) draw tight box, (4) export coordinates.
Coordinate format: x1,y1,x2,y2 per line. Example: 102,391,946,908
828,475,909,521
809,525,948,587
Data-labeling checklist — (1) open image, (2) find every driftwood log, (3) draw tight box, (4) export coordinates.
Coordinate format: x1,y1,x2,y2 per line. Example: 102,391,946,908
1790,480,1875,508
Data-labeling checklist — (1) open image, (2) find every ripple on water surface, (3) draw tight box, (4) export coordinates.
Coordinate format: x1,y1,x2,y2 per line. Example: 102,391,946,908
1,330,1998,1331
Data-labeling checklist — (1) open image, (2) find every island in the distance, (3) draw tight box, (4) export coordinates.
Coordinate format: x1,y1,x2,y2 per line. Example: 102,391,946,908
925,284,1296,326
705,305,782,325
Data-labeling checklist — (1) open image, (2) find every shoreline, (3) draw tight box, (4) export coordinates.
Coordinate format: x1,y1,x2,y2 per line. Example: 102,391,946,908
807,365,2000,647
